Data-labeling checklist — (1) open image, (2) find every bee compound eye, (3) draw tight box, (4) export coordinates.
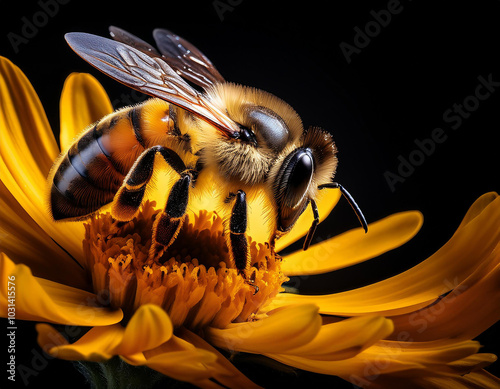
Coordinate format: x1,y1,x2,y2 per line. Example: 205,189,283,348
246,106,289,151
275,148,315,231
287,149,314,199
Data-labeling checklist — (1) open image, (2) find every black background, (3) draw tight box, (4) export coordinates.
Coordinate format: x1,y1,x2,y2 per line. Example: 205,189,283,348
1,0,499,387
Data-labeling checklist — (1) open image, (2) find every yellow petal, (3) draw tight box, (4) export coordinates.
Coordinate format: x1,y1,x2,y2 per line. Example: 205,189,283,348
0,56,58,176
206,304,322,354
282,316,394,360
127,350,217,383
0,180,88,289
461,370,500,389
60,72,113,151
38,308,198,379
268,339,480,380
447,354,498,374
275,193,500,316
267,351,424,378
338,351,499,388
344,368,500,389
0,56,85,261
389,260,500,342
118,304,173,355
124,334,218,383
282,211,423,276
36,323,70,354
41,324,125,362
414,370,500,389
457,191,499,229
179,327,263,389
275,189,341,252
367,339,481,366
0,254,122,326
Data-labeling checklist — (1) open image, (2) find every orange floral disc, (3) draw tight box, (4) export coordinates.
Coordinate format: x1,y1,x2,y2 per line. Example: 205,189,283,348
83,201,288,329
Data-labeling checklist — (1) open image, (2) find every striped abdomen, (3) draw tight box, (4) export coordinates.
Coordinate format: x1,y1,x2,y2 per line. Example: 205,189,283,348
49,99,174,220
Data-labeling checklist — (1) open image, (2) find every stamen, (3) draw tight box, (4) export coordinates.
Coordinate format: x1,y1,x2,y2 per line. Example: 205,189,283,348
83,201,287,329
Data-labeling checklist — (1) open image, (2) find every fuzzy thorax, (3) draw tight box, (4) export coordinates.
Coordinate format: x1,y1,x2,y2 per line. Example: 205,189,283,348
83,201,287,329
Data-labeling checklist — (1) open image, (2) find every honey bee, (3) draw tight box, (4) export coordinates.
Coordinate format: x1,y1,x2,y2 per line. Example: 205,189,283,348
49,27,367,272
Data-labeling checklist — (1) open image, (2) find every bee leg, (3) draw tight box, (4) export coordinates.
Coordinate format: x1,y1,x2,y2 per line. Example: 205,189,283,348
150,172,192,260
303,199,319,251
226,190,250,271
225,190,258,293
112,146,187,221
110,145,191,261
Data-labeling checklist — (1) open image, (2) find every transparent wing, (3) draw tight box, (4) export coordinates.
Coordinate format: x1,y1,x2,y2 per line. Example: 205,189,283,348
109,26,161,57
65,32,238,137
152,28,225,89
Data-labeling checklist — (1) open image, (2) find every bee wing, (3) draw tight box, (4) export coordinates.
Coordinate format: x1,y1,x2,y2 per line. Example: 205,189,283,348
109,26,162,57
152,28,225,89
65,32,239,137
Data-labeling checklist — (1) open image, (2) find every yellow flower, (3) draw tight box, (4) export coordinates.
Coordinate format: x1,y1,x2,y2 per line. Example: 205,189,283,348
1,55,499,388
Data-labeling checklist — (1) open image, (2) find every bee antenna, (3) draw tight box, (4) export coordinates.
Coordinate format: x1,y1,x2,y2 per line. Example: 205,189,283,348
318,182,368,233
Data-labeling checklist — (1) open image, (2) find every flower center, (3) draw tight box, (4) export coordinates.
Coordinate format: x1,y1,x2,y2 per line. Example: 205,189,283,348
83,201,287,329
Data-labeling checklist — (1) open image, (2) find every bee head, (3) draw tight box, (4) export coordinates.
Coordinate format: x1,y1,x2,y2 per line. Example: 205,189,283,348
203,83,305,185
207,83,304,150
269,127,339,235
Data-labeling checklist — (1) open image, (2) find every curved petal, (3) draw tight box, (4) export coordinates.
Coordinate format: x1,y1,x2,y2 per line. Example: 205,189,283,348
60,72,113,151
389,260,500,342
124,349,217,383
124,334,218,384
282,211,423,276
282,316,394,360
205,304,322,354
179,328,263,389
405,369,500,389
447,354,498,374
38,323,124,362
460,370,500,388
367,339,481,366
341,367,499,389
36,323,70,353
0,180,88,289
275,193,500,316
267,351,425,379
39,320,220,386
118,304,173,355
0,254,122,326
0,56,85,261
0,56,58,176
457,191,499,229
267,339,480,380
38,305,173,361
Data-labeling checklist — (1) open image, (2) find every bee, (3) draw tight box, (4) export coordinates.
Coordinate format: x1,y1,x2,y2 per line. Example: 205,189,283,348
49,27,367,273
